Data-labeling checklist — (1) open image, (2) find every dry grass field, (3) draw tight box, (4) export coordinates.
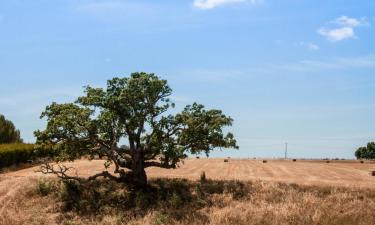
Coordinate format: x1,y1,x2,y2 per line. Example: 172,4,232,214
148,158,375,188
1,158,375,225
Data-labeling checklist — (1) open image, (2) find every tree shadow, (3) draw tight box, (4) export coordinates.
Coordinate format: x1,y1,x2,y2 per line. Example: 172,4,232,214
42,178,251,223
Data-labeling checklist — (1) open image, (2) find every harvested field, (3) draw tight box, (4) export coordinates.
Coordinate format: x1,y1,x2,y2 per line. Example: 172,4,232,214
0,158,375,190
1,158,375,189
149,158,375,188
1,158,375,225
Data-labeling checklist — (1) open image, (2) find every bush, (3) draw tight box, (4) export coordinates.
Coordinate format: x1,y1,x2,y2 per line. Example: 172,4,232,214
0,143,54,168
37,179,56,196
0,144,34,168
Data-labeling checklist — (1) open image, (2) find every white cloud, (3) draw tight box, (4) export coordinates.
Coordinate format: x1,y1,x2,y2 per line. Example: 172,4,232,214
318,27,355,42
297,42,319,51
193,0,262,10
318,16,368,42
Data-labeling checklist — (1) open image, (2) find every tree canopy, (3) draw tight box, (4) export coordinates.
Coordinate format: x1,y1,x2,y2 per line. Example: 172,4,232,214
355,142,375,159
35,72,238,186
0,114,23,144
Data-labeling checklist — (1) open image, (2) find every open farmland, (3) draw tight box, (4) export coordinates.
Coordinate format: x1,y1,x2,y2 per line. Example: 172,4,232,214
149,158,375,188
2,158,375,189
2,159,375,225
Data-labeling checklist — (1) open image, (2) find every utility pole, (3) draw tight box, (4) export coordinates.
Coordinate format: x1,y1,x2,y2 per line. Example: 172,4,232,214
284,142,288,159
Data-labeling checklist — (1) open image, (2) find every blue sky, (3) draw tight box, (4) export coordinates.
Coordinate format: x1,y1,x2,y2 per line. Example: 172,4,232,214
1,0,375,158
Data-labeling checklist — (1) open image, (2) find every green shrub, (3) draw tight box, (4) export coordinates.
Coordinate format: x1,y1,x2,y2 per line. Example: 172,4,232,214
0,143,54,168
154,212,171,225
37,179,56,196
0,143,34,168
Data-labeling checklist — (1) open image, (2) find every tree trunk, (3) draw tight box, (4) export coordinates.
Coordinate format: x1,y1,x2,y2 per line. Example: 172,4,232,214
131,150,147,187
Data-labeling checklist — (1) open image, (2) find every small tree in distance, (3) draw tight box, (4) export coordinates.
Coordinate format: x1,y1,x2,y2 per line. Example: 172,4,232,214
0,114,23,144
35,72,238,187
355,142,375,160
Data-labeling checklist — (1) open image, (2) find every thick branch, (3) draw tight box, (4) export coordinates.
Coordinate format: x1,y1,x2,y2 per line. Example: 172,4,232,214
88,171,121,181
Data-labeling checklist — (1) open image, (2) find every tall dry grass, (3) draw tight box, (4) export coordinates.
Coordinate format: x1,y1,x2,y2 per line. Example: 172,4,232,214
1,177,375,225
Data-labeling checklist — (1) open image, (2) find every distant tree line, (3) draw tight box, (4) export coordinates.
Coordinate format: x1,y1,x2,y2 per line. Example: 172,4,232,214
355,142,375,159
0,114,23,144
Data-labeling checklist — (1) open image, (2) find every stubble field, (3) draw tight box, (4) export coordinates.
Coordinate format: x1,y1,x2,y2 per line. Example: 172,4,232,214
1,158,375,225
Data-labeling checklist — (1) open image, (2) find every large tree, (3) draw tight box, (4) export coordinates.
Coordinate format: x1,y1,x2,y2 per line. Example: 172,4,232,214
0,114,22,144
35,73,238,187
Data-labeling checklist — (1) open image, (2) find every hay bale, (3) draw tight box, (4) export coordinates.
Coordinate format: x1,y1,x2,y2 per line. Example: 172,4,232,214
196,156,200,159
224,159,229,162
263,160,267,163
360,160,364,164
326,160,330,163
371,171,375,176
292,159,297,162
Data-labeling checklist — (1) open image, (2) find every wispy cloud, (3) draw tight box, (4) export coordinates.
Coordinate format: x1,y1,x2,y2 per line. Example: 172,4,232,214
282,55,375,72
74,1,157,19
177,55,375,82
193,0,262,10
334,16,368,27
0,87,81,115
318,16,369,42
296,42,319,51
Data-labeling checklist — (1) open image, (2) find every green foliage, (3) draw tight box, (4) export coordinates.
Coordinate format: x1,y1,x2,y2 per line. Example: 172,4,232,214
0,114,22,144
355,142,375,159
35,72,238,186
37,179,56,196
0,143,54,168
0,144,34,168
153,212,172,225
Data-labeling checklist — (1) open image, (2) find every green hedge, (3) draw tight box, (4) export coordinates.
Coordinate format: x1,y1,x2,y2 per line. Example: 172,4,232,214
0,143,54,168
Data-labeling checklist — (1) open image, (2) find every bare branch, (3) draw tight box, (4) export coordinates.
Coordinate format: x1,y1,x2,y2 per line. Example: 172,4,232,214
39,163,81,181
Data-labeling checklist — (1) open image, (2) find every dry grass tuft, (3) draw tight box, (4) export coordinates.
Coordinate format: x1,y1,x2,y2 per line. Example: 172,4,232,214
2,178,375,225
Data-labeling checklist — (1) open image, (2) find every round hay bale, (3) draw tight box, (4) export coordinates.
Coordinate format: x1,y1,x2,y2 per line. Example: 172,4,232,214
263,160,267,163
224,159,229,163
292,159,297,162
371,171,375,176
360,160,364,164
326,160,330,163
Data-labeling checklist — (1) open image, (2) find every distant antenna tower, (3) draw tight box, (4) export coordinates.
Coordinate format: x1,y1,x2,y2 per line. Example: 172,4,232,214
284,142,288,159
